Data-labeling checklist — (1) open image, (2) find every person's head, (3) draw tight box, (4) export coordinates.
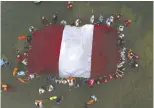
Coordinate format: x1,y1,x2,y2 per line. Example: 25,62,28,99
109,75,113,79
17,55,20,58
135,64,139,67
117,15,120,18
123,47,126,51
119,25,123,29
122,68,125,71
129,49,132,52
121,34,124,37
136,56,139,59
41,16,45,20
24,52,27,56
110,16,114,19
70,5,72,8
128,20,131,23
97,81,100,84
30,26,34,29
103,79,108,83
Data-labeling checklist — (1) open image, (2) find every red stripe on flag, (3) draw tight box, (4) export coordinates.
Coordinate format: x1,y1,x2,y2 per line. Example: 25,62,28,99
28,25,64,75
91,24,120,78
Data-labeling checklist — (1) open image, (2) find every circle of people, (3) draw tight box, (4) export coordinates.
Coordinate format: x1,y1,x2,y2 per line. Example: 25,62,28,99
1,2,139,108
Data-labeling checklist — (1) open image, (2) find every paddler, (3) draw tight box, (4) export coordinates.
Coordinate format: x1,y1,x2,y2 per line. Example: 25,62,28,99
118,33,125,39
1,83,10,92
87,79,95,87
46,84,54,92
35,100,43,108
90,15,95,24
67,1,73,8
39,86,45,94
118,25,124,32
98,14,103,23
41,16,50,26
95,78,102,85
67,77,75,91
102,78,108,83
52,12,58,24
106,17,111,27
60,20,67,25
115,13,122,20
124,19,131,27
75,19,81,27
22,58,28,65
129,60,139,68
16,54,23,62
110,15,114,23
27,73,38,80
29,26,36,33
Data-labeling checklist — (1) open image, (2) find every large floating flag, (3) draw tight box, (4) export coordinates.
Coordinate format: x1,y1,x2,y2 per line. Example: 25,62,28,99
28,24,120,78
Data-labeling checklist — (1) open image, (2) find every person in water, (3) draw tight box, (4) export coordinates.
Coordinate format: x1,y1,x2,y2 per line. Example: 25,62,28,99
39,86,45,94
46,85,54,92
67,1,73,8
35,100,43,108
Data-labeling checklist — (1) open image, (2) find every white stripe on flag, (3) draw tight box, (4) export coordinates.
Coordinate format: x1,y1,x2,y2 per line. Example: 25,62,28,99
59,24,94,78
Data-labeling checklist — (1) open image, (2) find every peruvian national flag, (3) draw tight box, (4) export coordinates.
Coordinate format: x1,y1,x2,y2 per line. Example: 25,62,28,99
28,24,120,78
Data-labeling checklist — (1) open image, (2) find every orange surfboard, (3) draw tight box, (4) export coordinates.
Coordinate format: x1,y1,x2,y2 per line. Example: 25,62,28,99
12,67,18,76
18,36,27,40
1,84,7,88
35,100,42,102
17,78,26,83
87,99,94,105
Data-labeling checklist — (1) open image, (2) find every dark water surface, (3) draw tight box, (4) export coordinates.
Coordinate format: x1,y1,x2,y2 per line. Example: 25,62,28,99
1,1,153,108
